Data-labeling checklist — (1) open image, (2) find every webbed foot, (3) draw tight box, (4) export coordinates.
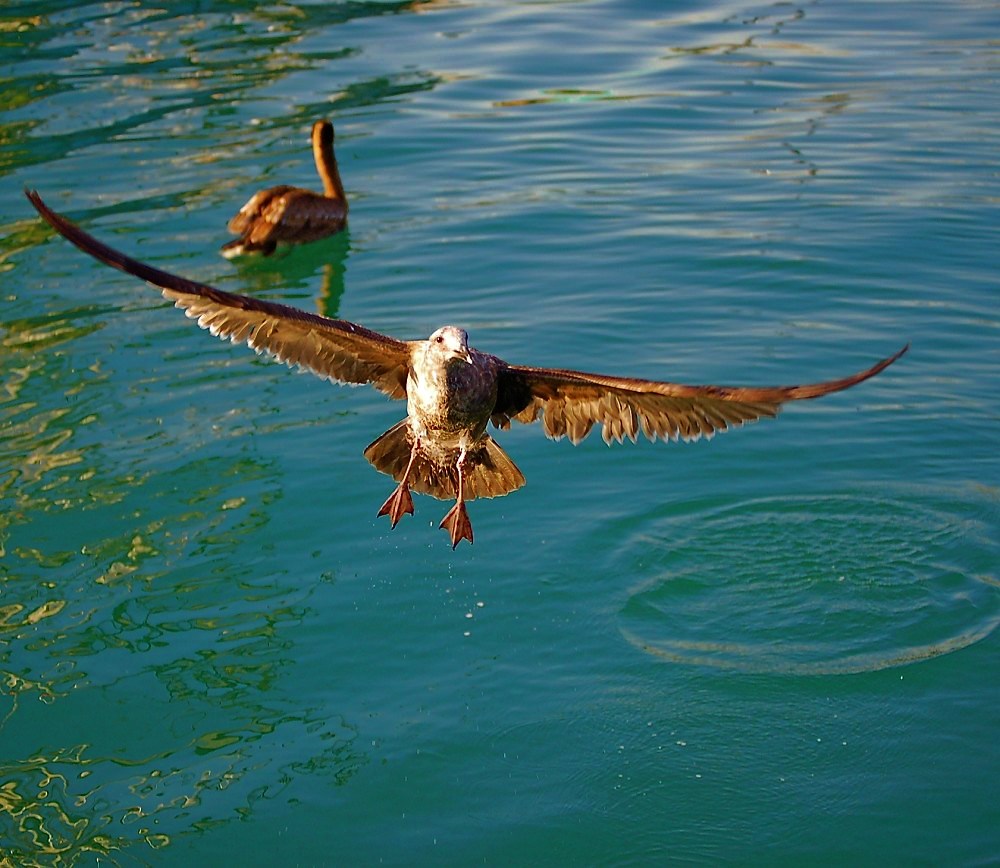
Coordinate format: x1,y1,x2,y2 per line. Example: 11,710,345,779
377,483,414,528
439,501,474,549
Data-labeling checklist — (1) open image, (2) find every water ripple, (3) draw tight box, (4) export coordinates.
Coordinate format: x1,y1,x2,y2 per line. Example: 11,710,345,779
612,487,1000,674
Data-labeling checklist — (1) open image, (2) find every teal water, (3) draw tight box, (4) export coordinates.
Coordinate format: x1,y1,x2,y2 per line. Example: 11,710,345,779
2,1,998,864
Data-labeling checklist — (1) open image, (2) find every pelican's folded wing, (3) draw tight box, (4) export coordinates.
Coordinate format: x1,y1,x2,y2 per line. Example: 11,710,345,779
258,190,345,237
491,346,907,445
227,185,295,235
26,189,409,399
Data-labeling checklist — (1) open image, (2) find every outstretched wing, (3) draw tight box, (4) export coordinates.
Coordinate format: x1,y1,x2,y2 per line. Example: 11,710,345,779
26,189,410,399
491,346,908,444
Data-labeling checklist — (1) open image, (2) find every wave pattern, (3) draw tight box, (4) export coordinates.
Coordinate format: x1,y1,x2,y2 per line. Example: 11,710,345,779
614,489,1000,674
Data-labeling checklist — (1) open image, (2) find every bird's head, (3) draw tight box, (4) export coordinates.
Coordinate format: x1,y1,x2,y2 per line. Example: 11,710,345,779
312,119,334,148
428,326,472,364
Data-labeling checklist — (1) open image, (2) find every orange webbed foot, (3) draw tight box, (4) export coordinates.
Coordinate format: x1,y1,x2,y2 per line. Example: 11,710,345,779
439,502,473,549
377,483,414,528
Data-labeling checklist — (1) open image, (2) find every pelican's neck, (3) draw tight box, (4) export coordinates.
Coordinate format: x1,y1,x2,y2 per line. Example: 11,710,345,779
313,125,346,204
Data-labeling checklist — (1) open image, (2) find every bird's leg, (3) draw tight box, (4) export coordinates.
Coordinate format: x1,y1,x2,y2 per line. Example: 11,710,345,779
439,448,474,548
377,440,419,528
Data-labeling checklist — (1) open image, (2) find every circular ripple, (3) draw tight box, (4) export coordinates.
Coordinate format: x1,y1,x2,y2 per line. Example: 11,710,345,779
612,487,1000,674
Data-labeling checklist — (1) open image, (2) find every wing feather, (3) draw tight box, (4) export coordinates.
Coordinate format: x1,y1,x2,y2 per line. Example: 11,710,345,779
228,186,295,234
26,189,409,399
493,346,907,445
242,189,347,246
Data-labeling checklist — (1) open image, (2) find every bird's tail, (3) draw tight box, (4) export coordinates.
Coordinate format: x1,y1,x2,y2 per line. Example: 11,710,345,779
363,420,525,502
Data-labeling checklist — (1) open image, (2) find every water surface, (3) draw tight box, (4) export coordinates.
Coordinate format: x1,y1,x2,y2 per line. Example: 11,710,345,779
1,0,998,864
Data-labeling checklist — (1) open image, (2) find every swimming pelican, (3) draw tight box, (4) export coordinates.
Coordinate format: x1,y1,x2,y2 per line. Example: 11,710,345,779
222,119,348,257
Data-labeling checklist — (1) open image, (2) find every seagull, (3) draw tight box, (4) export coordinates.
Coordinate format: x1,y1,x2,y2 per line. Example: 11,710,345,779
221,119,348,258
26,190,907,548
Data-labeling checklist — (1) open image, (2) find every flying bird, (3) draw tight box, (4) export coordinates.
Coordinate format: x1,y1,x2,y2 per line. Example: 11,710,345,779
26,190,907,548
222,119,348,258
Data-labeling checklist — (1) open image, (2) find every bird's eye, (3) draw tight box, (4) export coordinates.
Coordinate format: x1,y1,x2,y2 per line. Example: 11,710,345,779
435,336,444,343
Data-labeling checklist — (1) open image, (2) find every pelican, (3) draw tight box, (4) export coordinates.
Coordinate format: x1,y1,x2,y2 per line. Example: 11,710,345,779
222,119,348,257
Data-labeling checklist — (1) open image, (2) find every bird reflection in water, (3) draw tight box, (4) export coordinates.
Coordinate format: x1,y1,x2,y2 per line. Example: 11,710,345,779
226,229,350,321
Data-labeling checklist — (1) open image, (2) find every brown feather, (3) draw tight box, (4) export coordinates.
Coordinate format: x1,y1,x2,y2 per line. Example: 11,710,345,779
223,120,348,256
493,346,907,445
26,189,408,399
364,420,525,502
